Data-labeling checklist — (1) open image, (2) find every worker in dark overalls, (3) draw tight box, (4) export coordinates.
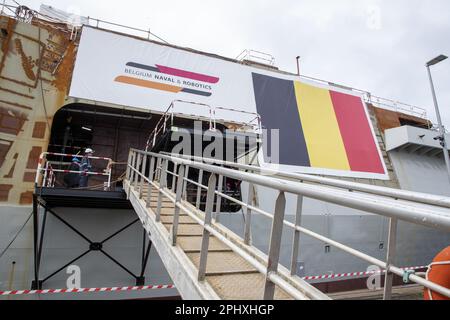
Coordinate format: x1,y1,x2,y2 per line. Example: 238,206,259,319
79,148,94,188
63,157,81,188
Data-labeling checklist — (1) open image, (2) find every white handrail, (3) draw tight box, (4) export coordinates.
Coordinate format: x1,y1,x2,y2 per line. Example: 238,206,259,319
128,149,450,300
213,106,262,133
237,49,276,66
165,153,450,209
0,0,169,43
35,152,113,189
298,74,428,119
145,100,215,151
145,100,262,151
127,152,326,300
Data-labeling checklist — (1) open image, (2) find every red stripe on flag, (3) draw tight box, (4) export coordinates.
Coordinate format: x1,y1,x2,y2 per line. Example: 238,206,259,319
330,91,385,174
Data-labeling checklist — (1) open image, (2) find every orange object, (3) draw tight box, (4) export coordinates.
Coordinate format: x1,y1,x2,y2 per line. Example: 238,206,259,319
424,246,450,300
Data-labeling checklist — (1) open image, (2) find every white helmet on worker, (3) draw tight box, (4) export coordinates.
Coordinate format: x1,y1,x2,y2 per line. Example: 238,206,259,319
85,148,94,154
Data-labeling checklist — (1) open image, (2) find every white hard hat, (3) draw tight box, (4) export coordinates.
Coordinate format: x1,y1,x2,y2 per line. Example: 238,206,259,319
85,148,94,154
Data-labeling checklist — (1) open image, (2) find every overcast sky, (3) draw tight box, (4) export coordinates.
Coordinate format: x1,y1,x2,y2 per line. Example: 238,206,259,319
15,0,450,127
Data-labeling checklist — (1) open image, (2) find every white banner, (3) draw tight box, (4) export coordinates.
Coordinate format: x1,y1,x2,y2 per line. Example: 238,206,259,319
69,27,388,180
70,26,271,124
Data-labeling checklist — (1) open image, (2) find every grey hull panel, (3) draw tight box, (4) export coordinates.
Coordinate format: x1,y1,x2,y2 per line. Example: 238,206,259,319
1,205,448,299
0,206,177,299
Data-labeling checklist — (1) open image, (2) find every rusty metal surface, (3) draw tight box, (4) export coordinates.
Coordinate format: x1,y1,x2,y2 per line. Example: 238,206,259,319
370,104,431,133
0,15,77,204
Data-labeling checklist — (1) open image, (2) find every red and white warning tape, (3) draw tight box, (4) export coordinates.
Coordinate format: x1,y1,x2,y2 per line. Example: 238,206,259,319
301,265,427,281
0,285,175,296
0,266,428,296
44,152,112,161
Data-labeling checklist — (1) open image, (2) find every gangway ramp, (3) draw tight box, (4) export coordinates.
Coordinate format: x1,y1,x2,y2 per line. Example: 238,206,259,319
124,149,450,301
125,177,319,300
124,161,327,299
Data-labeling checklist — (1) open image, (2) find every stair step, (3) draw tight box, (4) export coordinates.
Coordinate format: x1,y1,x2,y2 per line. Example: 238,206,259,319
206,273,294,300
146,202,175,209
178,236,232,253
153,206,189,216
161,216,197,225
127,177,303,300
142,197,174,203
159,211,188,217
163,224,204,236
187,252,258,276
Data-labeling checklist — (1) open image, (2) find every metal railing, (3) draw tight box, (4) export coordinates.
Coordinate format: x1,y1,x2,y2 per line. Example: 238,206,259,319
84,16,169,43
145,100,215,151
165,153,450,209
368,95,429,119
35,152,113,190
213,106,262,133
299,74,429,119
43,163,56,188
1,1,430,121
126,149,450,300
0,0,169,43
145,100,262,151
237,49,276,66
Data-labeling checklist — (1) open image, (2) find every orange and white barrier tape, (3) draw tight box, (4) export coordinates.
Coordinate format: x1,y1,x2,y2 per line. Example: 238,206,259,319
301,265,427,281
44,152,113,162
0,285,175,296
0,266,428,296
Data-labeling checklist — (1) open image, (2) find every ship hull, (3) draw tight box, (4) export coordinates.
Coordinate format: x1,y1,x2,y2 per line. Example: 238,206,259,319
1,200,448,299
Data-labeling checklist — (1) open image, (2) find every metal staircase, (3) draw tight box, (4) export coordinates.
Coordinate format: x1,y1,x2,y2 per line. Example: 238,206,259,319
124,149,450,300
145,100,262,152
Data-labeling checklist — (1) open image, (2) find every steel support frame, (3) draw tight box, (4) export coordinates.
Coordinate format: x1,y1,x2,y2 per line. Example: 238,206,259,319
263,192,287,300
244,183,255,245
215,174,224,222
198,174,218,281
156,159,169,222
290,195,304,276
31,197,152,289
146,157,156,208
383,217,398,300
196,169,204,209
172,165,186,246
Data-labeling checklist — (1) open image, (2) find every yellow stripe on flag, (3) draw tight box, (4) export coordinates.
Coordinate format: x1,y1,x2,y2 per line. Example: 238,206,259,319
294,82,350,171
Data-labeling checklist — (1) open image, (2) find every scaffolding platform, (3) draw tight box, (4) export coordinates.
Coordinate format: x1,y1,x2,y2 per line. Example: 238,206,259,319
31,188,150,290
35,187,133,209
